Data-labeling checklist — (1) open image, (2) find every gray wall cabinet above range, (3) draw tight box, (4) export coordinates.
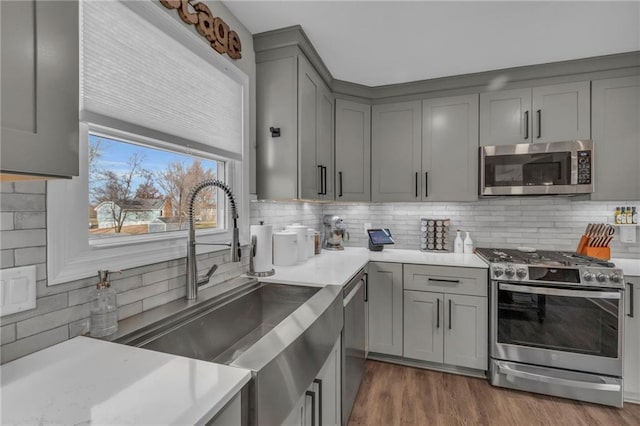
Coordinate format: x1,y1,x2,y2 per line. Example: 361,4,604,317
256,52,334,201
335,99,371,202
591,76,640,201
1,0,79,179
480,81,591,146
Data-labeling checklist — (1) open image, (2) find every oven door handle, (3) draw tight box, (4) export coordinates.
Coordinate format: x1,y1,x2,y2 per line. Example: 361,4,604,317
497,362,621,392
498,283,621,300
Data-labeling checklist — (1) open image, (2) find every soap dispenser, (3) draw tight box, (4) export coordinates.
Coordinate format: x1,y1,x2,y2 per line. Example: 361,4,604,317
463,232,474,254
89,270,120,337
454,230,464,254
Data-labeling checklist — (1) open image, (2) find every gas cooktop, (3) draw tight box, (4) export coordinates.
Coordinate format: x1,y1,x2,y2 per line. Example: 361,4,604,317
475,247,624,289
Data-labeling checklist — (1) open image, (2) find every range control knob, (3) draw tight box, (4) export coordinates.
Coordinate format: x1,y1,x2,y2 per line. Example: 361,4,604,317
493,267,504,278
505,267,516,278
596,273,607,283
516,268,527,279
583,272,595,282
610,274,621,283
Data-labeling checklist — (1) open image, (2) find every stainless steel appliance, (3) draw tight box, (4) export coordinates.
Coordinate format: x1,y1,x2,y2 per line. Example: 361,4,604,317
476,247,626,407
342,269,366,425
323,215,349,250
480,140,593,196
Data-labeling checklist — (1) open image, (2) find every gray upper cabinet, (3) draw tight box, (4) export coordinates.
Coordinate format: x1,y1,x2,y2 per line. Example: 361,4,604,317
479,88,532,146
256,54,333,200
371,101,422,202
480,82,590,146
335,99,371,202
422,94,479,201
591,76,640,201
1,0,79,178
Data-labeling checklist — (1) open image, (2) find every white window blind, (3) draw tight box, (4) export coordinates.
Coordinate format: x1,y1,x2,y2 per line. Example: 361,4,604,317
80,0,243,160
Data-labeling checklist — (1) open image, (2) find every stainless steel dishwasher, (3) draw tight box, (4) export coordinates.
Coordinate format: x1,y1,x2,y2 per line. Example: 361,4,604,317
342,268,366,425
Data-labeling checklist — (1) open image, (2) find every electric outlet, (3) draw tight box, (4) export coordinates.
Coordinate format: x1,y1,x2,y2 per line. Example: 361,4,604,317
364,223,372,235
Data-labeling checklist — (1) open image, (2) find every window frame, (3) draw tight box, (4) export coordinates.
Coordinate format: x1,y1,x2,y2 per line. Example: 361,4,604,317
47,1,250,285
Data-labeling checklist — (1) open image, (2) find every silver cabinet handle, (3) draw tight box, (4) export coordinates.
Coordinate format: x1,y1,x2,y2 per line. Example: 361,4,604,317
499,283,621,300
497,362,621,392
628,282,635,318
313,378,323,426
306,390,316,426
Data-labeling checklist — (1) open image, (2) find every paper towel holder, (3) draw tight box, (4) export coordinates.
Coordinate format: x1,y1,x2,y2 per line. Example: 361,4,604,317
247,222,275,277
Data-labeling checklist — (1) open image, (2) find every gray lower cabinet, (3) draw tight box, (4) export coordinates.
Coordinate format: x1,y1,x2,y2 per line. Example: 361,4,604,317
422,94,479,201
335,99,371,201
624,275,640,403
256,53,333,200
591,76,640,201
403,264,488,371
367,262,403,356
403,291,487,370
371,101,422,202
282,336,341,426
1,0,79,178
480,81,590,146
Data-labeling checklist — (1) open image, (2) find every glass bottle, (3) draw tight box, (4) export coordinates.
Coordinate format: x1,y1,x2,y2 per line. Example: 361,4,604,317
89,270,119,337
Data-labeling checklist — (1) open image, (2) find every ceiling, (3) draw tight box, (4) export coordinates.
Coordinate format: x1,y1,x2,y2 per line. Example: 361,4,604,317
222,1,640,87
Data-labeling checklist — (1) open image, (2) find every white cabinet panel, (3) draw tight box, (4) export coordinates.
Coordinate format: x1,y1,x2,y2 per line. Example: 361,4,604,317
443,293,488,370
368,262,403,356
480,88,532,146
403,290,443,363
335,99,371,202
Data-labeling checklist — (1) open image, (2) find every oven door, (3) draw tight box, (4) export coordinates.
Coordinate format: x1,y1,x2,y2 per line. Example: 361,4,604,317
491,282,623,377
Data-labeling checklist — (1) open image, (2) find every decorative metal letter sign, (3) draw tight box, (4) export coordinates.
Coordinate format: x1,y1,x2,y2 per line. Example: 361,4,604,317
160,0,242,60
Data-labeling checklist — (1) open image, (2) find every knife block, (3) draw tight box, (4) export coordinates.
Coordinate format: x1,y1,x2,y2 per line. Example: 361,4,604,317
583,246,611,260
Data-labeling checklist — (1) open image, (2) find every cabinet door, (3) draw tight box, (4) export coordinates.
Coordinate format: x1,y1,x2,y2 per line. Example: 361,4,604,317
531,81,590,143
317,86,334,200
624,276,640,403
403,290,443,363
422,94,479,201
335,99,371,202
443,294,488,370
315,337,341,426
479,88,531,146
282,391,307,426
591,76,640,201
368,262,403,356
298,57,320,200
371,101,422,202
256,56,298,199
1,0,79,178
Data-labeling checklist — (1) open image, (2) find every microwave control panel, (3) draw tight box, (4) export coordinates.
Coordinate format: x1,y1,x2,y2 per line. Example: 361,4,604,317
577,150,592,184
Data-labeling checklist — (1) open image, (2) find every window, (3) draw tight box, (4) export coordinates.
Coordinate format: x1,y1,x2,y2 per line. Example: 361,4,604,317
47,1,249,285
88,133,224,239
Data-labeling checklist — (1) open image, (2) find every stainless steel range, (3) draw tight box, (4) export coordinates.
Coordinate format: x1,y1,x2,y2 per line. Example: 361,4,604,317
475,247,626,407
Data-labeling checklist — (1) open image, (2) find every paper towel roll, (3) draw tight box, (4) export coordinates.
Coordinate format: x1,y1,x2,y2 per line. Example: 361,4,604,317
284,224,308,263
273,231,297,266
250,224,273,273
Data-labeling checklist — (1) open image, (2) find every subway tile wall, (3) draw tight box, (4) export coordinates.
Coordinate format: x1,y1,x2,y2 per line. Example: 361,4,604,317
0,181,249,363
321,199,640,258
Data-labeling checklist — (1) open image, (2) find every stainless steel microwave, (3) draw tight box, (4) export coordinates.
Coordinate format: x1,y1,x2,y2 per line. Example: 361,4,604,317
480,140,594,196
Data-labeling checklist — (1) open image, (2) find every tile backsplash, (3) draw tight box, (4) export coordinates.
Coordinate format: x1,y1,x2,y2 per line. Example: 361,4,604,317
0,183,637,363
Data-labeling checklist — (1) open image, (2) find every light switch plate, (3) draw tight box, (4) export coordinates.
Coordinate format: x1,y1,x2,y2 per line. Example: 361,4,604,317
619,225,637,244
0,265,37,317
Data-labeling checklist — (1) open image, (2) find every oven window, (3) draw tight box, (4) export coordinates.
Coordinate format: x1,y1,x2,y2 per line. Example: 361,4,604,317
485,151,572,187
497,286,619,358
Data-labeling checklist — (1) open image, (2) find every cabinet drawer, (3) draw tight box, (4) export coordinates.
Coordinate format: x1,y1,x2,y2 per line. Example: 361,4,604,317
403,264,488,297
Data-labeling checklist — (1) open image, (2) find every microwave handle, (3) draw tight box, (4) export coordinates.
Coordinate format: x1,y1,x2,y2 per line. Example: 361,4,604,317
499,283,621,300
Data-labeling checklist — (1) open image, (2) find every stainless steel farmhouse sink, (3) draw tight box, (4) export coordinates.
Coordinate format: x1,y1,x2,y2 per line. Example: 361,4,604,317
116,279,343,425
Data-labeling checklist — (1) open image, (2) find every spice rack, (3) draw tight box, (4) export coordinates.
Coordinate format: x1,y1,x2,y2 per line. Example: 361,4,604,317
420,218,450,252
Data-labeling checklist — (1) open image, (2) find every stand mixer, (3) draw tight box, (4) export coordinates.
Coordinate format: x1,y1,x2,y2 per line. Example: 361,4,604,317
322,215,349,250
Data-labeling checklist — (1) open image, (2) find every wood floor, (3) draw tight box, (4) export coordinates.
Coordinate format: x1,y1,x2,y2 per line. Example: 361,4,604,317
348,360,640,426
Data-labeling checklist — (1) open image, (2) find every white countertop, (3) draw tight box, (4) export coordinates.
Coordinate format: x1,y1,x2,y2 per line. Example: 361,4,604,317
0,336,252,425
259,247,487,287
612,258,640,277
